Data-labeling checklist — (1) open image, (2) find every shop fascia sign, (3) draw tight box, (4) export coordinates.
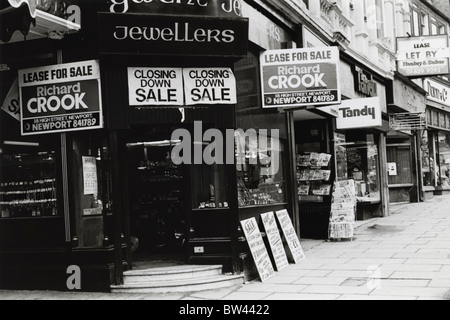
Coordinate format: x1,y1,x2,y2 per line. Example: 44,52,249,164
18,60,103,136
260,47,341,109
128,67,237,106
108,0,243,17
98,13,249,57
397,35,450,78
335,97,382,130
425,78,450,108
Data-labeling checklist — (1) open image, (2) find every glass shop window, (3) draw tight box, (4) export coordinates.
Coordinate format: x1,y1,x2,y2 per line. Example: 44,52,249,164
235,131,286,208
336,133,381,203
70,132,111,248
421,131,435,187
438,132,450,187
0,140,60,219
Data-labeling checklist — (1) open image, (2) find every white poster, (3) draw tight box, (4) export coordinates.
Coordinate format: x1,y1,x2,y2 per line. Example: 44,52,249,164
128,68,184,106
183,68,237,105
397,35,450,77
275,209,306,264
1,78,20,121
82,156,98,195
240,217,275,282
335,97,382,130
261,211,289,272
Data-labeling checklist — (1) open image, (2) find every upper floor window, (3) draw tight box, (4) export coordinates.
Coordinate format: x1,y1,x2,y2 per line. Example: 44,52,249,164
421,13,430,35
411,6,420,36
375,0,384,39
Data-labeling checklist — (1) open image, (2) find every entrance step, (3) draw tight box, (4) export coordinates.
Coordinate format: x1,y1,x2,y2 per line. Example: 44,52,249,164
111,265,245,294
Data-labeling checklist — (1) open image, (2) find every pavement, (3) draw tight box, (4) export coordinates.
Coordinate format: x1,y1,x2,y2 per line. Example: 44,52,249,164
1,197,450,301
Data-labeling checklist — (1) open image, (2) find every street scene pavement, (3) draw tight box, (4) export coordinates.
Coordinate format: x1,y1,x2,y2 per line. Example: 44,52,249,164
1,196,450,301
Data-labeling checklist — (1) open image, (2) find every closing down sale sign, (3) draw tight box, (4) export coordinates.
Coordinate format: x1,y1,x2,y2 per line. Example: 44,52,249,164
19,60,103,136
260,47,340,108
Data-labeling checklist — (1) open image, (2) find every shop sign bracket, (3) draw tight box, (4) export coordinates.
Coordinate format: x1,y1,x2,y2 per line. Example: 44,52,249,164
389,112,427,131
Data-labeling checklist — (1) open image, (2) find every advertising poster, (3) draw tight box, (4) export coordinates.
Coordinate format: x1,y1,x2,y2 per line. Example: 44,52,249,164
240,217,275,282
261,211,289,272
260,47,340,108
82,156,98,196
397,35,450,77
18,60,103,136
183,68,237,105
275,209,306,264
128,68,184,106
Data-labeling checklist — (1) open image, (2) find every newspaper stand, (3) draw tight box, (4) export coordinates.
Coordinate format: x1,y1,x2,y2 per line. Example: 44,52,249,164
328,179,357,242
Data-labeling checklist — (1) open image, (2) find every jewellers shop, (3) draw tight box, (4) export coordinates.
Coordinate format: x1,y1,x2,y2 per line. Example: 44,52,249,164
0,0,305,291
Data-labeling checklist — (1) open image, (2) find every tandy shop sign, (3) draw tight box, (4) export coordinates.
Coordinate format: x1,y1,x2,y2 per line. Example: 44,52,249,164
397,35,450,77
18,60,103,136
260,47,340,109
98,13,248,57
336,97,382,130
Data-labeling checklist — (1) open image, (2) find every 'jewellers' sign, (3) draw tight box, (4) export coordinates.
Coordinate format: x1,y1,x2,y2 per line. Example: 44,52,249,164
98,13,249,57
19,60,103,136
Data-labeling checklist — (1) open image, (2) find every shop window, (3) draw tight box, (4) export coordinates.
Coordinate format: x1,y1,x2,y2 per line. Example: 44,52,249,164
236,131,286,208
438,132,450,187
191,144,230,210
336,133,381,203
0,141,60,219
70,133,111,248
421,131,436,187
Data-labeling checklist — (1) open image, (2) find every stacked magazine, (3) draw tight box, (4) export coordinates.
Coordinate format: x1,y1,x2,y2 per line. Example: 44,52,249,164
329,179,357,240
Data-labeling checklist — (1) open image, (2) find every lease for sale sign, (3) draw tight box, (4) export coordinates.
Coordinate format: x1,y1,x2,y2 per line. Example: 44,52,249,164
19,60,103,136
260,47,341,108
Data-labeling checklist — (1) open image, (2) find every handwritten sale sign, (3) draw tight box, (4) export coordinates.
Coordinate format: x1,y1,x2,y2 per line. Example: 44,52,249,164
275,210,305,264
260,47,340,108
240,217,275,282
261,211,289,272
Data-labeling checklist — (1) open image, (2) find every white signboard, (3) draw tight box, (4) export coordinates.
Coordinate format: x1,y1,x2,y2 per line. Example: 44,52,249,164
336,97,382,130
261,211,289,272
19,60,103,135
1,78,20,121
82,156,98,195
425,78,450,107
388,163,398,176
127,68,184,106
275,209,305,264
183,68,237,105
397,35,450,77
260,47,341,108
240,217,275,282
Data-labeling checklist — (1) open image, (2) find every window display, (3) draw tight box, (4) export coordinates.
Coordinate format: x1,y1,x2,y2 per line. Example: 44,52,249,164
0,148,59,218
336,133,381,203
438,132,450,187
297,152,332,203
236,132,285,208
421,130,435,187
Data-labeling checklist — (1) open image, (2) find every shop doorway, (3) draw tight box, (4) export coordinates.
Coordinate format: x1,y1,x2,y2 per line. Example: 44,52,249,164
125,126,188,268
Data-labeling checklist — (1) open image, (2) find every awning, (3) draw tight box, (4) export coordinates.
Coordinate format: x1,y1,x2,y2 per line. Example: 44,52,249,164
0,0,80,43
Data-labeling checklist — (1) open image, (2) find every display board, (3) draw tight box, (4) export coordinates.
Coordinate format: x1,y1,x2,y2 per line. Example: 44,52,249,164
241,217,275,282
329,179,357,240
261,211,289,272
275,209,305,264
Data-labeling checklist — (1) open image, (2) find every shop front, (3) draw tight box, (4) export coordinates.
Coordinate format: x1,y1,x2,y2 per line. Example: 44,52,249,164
0,0,261,291
386,73,427,204
334,59,390,222
422,77,450,199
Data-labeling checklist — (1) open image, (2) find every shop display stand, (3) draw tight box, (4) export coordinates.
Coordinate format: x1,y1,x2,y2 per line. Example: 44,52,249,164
296,153,332,203
328,179,357,242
